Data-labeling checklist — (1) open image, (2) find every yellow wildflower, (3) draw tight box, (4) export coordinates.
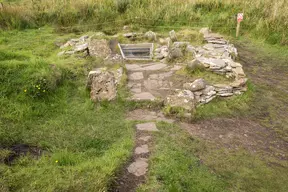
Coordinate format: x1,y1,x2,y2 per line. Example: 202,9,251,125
24,89,27,93
55,160,58,163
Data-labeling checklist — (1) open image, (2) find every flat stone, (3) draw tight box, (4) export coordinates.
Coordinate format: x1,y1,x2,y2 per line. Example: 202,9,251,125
217,92,234,97
142,63,167,71
129,72,144,80
139,136,152,142
209,58,226,68
125,64,142,71
233,67,245,77
131,88,142,93
135,145,149,154
127,158,148,177
171,65,183,71
144,79,160,90
132,92,156,101
136,122,159,132
230,62,242,68
230,78,248,88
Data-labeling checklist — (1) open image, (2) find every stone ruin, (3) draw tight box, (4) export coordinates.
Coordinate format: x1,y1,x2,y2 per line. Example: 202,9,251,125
58,28,248,114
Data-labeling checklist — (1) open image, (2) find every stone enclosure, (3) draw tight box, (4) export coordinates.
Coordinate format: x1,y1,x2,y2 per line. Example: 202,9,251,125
58,27,248,115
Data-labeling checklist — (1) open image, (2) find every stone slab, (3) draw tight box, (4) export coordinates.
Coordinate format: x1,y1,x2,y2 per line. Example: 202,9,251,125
129,72,144,80
136,122,159,132
132,92,156,101
139,136,152,142
142,63,167,71
127,158,148,177
135,145,149,154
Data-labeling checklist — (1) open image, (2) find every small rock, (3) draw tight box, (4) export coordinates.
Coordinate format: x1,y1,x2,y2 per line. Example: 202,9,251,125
169,30,177,42
123,25,130,30
169,48,183,59
217,92,234,97
144,31,157,41
187,59,205,71
74,43,88,52
183,78,206,92
123,33,136,38
232,67,245,78
199,27,210,35
230,78,248,88
79,35,89,42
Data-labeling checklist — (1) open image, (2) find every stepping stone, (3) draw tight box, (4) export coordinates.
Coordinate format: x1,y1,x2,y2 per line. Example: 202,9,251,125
170,65,183,71
135,145,149,154
127,158,148,177
142,63,167,71
129,72,144,80
136,122,159,132
139,136,152,142
132,92,155,101
125,64,142,71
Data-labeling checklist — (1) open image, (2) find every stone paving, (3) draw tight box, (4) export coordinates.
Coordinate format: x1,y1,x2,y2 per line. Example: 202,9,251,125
127,122,158,177
126,63,184,101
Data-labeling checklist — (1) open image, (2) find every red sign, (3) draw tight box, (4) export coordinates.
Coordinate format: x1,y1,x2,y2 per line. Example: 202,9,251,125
237,13,244,22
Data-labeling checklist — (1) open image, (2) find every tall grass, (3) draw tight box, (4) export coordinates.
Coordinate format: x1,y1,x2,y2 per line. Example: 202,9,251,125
0,0,287,44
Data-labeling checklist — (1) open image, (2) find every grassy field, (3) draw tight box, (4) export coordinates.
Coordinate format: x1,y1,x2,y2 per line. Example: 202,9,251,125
0,27,287,191
1,1,288,191
0,28,137,191
0,0,288,45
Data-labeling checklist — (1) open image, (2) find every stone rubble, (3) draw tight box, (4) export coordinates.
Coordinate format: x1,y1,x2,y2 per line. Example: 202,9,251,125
58,35,113,59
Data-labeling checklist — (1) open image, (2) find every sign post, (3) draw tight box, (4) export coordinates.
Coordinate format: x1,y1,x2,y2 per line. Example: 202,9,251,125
236,13,244,38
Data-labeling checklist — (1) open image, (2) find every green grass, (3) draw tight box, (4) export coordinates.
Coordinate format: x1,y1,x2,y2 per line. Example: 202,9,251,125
1,0,288,45
138,122,228,192
0,27,134,191
1,26,287,192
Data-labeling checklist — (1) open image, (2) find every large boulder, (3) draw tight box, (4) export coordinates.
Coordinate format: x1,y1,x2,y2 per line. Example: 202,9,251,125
87,68,122,102
183,78,206,92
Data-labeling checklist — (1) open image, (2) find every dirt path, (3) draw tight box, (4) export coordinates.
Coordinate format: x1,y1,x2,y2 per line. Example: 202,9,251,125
109,110,174,192
182,41,288,163
236,42,288,141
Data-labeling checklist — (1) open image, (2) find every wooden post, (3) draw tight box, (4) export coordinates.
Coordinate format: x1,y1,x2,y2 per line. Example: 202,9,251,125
236,21,241,38
236,13,244,38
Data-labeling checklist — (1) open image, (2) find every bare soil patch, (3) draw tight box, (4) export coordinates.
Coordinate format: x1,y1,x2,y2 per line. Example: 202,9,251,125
181,118,287,161
1,144,43,165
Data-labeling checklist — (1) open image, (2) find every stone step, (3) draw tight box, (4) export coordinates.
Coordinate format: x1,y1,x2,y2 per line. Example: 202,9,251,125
136,122,159,132
127,158,148,177
135,145,149,155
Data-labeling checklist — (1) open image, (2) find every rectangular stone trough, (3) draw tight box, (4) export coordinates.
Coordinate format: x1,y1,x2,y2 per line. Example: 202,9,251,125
118,43,154,60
